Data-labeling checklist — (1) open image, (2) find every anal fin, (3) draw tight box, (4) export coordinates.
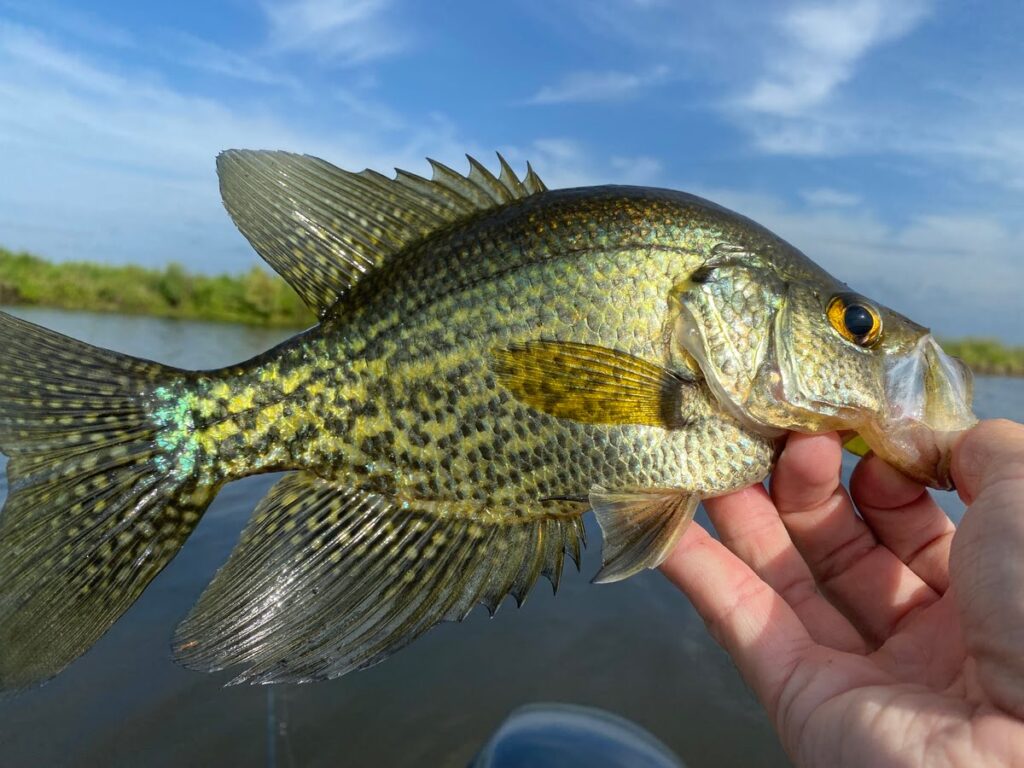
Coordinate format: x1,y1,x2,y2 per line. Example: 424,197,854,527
590,487,699,584
173,473,586,684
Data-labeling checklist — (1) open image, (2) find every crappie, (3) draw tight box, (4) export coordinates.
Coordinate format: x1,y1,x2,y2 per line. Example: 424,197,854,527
0,151,976,689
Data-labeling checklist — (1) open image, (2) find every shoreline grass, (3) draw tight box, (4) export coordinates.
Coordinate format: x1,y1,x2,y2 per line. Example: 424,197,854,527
0,246,313,328
1,246,1021,376
936,338,1024,378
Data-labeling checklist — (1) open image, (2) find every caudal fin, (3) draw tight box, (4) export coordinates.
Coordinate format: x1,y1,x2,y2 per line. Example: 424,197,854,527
0,312,215,691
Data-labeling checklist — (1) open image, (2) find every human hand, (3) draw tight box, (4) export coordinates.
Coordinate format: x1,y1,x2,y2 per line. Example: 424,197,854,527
661,419,1024,767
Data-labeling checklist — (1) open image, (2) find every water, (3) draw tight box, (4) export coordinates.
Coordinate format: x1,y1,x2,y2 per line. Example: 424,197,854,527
0,308,1020,767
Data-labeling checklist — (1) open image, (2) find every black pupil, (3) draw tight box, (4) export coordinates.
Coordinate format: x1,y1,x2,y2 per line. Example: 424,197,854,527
844,305,874,338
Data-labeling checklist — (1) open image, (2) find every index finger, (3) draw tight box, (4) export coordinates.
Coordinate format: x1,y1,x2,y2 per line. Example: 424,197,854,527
770,432,939,642
850,455,954,593
661,521,815,716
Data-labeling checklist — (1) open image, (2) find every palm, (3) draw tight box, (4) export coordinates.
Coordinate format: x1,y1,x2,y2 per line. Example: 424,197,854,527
661,421,1024,767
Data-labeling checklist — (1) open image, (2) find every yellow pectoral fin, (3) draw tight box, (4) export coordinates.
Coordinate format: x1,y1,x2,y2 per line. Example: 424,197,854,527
842,433,872,457
491,340,695,429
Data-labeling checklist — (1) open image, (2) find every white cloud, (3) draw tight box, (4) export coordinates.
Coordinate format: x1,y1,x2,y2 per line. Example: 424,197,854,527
498,139,661,189
741,0,931,116
0,20,450,272
1,6,1018,342
0,20,650,278
261,0,406,63
527,66,670,105
801,187,861,207
169,33,303,90
684,183,1024,340
0,21,124,94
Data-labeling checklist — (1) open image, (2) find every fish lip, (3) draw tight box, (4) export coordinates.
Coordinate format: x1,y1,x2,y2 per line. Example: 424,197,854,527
862,335,977,490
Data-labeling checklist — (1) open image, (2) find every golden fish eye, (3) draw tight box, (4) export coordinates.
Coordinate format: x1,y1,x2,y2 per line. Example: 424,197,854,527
827,294,882,348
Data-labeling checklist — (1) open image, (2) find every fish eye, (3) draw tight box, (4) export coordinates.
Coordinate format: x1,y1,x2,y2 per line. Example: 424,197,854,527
826,294,882,348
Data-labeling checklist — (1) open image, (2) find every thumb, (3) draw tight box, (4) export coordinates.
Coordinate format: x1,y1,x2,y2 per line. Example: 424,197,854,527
951,419,1024,504
949,419,1024,718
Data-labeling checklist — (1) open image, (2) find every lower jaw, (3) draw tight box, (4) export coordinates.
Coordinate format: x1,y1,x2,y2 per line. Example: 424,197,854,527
858,419,967,490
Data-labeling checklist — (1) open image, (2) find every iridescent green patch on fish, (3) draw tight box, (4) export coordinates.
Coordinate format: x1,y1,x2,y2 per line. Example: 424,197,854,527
151,385,200,476
0,149,976,693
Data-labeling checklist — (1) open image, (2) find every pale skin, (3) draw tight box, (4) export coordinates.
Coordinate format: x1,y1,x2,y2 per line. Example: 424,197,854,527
662,419,1024,768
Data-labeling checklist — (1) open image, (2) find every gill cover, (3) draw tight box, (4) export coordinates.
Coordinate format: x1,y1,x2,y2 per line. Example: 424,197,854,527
669,244,786,436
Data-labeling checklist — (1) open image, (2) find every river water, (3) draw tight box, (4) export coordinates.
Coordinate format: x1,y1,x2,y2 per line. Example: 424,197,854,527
0,308,1021,767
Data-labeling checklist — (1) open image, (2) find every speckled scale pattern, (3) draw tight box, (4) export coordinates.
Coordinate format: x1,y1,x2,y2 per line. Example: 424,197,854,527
162,187,780,514
299,188,780,507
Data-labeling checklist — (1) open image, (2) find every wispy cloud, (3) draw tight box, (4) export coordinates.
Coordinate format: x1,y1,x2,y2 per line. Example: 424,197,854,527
740,0,931,116
261,0,407,63
800,187,862,207
0,20,437,271
498,138,661,189
0,18,645,277
169,32,302,90
0,21,125,95
526,66,670,105
0,0,1020,343
0,0,134,48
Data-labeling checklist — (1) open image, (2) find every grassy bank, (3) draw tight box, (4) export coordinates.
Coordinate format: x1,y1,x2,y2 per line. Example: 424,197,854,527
0,247,314,328
0,246,1021,376
938,338,1024,377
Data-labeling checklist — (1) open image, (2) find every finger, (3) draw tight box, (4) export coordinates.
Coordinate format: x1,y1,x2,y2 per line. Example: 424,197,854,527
704,485,866,653
950,420,1024,718
660,521,815,717
770,432,939,644
952,419,1024,505
850,454,954,593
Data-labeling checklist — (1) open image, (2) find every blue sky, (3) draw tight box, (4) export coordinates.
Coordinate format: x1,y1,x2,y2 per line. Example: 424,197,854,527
1,0,1022,341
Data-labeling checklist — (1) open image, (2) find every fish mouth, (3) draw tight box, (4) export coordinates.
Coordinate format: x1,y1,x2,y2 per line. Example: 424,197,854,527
858,335,977,489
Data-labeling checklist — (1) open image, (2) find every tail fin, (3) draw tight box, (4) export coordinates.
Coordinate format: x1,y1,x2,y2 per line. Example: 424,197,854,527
0,312,215,691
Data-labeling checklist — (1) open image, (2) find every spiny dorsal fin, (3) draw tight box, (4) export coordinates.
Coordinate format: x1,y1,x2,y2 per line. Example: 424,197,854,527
217,151,547,317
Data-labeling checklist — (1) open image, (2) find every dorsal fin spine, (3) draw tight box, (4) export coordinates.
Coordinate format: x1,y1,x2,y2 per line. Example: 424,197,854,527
467,155,513,204
525,162,546,194
497,153,528,197
427,159,485,208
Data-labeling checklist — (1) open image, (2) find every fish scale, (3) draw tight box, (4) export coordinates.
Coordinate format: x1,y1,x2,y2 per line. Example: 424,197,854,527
0,149,976,691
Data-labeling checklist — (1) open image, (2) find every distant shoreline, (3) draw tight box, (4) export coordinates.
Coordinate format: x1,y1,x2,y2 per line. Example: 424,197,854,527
1,246,1021,376
0,246,313,329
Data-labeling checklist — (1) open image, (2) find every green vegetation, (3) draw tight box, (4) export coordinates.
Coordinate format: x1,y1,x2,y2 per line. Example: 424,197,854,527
0,246,314,328
939,338,1024,377
0,246,1021,376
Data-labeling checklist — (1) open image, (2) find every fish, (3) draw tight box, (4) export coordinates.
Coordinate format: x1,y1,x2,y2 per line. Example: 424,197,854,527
0,150,977,690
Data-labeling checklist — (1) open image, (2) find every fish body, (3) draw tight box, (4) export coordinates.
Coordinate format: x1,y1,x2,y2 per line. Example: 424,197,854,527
176,186,776,502
0,152,976,689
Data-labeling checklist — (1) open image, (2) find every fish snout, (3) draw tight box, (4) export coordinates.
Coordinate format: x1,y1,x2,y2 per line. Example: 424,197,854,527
862,335,977,490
